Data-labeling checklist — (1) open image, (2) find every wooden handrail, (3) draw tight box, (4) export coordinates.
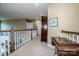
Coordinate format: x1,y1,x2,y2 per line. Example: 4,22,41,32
14,29,37,32
0,30,11,32
0,29,37,32
61,30,79,35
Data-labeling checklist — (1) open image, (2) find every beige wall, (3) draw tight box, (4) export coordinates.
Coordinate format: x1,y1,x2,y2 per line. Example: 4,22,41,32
1,19,41,35
35,20,41,35
48,4,61,44
1,19,26,30
48,3,79,44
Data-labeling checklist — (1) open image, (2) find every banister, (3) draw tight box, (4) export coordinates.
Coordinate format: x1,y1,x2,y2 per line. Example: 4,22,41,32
0,29,38,56
0,29,37,32
0,30,11,32
61,30,79,35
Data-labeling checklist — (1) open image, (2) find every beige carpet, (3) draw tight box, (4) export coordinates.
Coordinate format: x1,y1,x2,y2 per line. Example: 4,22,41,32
9,36,55,56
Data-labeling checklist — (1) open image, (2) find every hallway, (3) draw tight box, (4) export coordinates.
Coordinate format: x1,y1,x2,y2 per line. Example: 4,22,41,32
9,36,54,56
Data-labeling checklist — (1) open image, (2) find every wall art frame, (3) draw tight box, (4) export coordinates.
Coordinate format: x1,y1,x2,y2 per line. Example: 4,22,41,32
49,17,58,27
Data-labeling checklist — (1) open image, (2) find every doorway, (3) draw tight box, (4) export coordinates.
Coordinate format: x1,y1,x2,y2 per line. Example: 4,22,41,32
41,16,48,42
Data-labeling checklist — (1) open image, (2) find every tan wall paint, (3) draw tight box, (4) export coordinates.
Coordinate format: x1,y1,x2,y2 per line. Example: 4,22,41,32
1,19,26,30
48,4,61,44
35,20,41,35
1,19,41,35
48,3,79,44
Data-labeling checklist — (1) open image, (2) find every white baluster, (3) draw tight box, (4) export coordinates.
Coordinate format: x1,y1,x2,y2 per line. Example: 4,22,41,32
64,33,66,38
18,32,20,47
7,32,10,55
69,34,72,41
4,36,6,56
66,33,68,40
76,35,79,43
72,34,75,42
17,32,18,48
74,35,77,43
21,31,24,45
19,31,21,47
77,36,79,43
23,31,25,44
63,33,65,38
16,32,18,48
15,32,17,48
14,32,16,49
20,31,22,45
24,31,26,43
19,32,21,46
25,31,26,43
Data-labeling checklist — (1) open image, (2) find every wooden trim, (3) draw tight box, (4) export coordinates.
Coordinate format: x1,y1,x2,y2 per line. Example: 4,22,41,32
0,30,11,32
61,30,79,35
14,29,37,32
0,29,37,32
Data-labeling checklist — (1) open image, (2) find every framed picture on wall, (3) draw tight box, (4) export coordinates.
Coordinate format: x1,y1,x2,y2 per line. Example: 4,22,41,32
49,17,58,27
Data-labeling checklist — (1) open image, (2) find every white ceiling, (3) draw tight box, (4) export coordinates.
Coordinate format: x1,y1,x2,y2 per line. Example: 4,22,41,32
0,3,48,20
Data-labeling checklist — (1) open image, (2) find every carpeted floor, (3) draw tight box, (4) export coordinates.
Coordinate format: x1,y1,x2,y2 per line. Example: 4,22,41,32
9,36,55,56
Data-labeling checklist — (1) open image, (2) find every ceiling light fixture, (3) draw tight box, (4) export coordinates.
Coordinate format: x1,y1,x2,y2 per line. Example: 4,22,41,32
34,3,39,7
